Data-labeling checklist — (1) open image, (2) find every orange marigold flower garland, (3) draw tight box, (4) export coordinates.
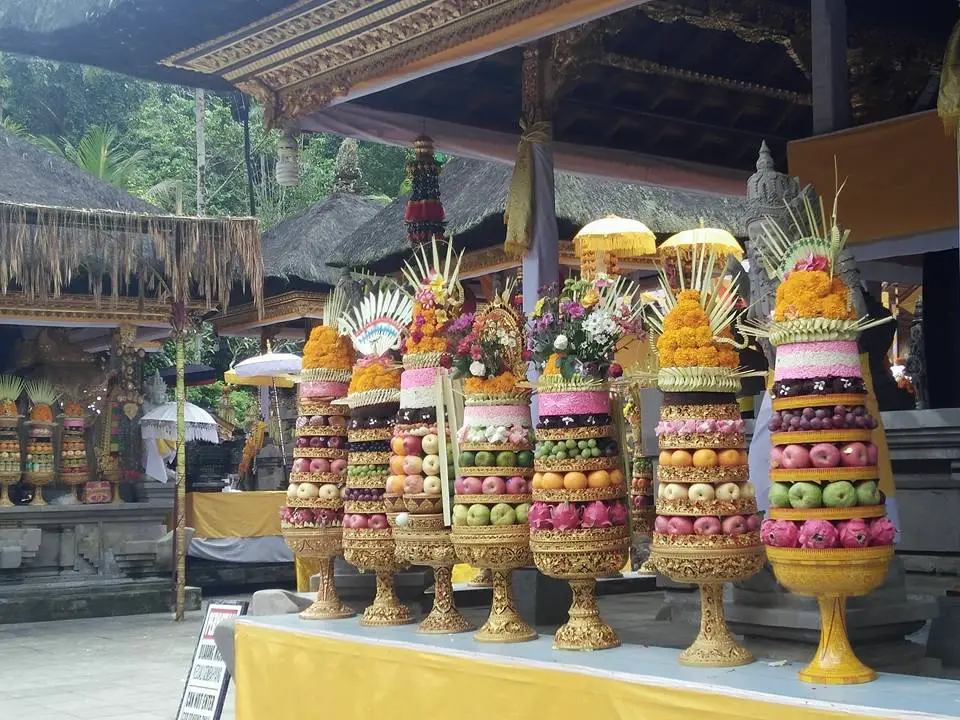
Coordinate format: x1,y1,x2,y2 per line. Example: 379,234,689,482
303,325,355,370
657,290,739,369
404,301,450,354
774,270,855,322
463,371,519,395
348,358,402,394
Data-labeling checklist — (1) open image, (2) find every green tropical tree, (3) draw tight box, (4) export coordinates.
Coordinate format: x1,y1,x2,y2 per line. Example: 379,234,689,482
39,124,146,189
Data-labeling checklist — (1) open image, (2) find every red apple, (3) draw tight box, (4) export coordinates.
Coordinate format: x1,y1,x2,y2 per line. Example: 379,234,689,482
667,517,694,535
403,435,422,456
780,444,811,470
809,443,841,469
454,477,467,494
840,442,868,468
866,443,878,466
770,445,783,469
330,459,347,474
309,458,330,473
693,516,722,535
482,476,507,495
746,514,762,531
404,474,425,494
402,455,423,476
654,515,670,533
292,458,311,473
505,476,526,494
368,514,388,530
462,476,482,494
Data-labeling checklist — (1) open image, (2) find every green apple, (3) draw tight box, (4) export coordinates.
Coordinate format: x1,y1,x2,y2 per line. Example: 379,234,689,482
474,451,495,467
768,483,791,508
466,504,491,526
490,503,517,526
822,480,857,508
496,450,517,467
788,482,823,509
854,480,881,506
452,505,469,526
459,451,476,467
515,503,530,524
516,450,534,468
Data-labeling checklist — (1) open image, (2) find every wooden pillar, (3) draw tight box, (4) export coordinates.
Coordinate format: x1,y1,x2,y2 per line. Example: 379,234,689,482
811,0,850,134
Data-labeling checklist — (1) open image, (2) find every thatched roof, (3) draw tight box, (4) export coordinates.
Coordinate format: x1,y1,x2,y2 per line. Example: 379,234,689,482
342,157,750,268
0,128,262,312
0,128,158,212
262,191,387,286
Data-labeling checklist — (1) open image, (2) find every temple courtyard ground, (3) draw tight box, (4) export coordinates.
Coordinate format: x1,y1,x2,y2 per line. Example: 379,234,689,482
0,576,956,719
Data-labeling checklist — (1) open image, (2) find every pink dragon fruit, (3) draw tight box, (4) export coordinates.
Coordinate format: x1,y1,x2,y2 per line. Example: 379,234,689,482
837,519,871,548
292,508,314,527
798,519,839,549
316,508,337,527
280,506,294,523
581,501,611,528
551,502,581,531
527,502,554,530
608,501,628,527
869,517,897,546
654,515,670,533
761,519,800,548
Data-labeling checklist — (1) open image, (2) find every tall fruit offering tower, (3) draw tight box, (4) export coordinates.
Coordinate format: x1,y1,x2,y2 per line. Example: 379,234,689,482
340,285,415,626
0,375,23,507
391,240,473,634
648,249,764,667
526,275,641,650
449,283,538,643
283,284,355,620
749,190,895,684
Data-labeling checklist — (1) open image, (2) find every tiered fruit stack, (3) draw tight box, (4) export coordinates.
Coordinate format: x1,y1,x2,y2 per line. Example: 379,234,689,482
526,275,640,651
24,379,58,506
60,400,89,501
449,285,538,642
749,193,896,684
390,240,473,634
340,284,415,627
623,386,655,569
0,374,23,507
647,249,764,667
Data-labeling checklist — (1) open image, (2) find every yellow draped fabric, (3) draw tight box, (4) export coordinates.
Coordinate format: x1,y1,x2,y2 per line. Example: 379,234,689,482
296,558,321,592
186,491,286,539
938,18,960,135
503,120,551,257
235,622,877,720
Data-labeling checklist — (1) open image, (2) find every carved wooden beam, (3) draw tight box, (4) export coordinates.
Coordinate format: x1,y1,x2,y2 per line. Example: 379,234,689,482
600,52,812,104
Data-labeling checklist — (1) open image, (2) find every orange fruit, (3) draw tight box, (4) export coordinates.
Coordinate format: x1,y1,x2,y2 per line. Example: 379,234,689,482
541,472,564,490
587,470,611,488
739,450,749,465
658,450,673,466
608,469,625,486
671,450,693,467
563,472,588,490
692,449,718,468
532,472,544,489
717,449,741,467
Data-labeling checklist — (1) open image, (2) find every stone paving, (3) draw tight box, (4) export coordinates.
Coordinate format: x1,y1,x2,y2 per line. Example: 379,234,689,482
0,576,955,719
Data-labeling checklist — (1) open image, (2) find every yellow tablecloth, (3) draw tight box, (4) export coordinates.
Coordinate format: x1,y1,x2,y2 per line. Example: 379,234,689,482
235,618,954,720
186,491,286,539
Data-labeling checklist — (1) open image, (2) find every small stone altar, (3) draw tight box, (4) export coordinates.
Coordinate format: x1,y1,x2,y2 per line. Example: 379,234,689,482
0,500,198,623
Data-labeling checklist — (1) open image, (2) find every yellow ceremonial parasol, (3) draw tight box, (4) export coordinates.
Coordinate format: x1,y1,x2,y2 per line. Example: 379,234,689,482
659,227,743,261
573,215,657,256
223,370,297,388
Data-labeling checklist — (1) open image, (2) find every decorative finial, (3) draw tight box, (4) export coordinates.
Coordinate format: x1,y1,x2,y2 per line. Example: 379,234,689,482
757,140,775,172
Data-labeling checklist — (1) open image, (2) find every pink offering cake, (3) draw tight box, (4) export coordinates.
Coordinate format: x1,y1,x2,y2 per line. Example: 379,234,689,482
774,340,861,382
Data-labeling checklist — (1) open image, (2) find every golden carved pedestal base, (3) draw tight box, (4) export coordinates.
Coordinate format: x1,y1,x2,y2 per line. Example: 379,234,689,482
554,578,619,651
300,556,354,621
680,583,753,667
418,566,473,634
474,569,537,643
360,571,415,627
797,595,875,684
0,477,16,507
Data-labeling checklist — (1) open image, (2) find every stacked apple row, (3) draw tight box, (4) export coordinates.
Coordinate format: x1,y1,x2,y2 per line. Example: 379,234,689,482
388,405,445,522
342,403,397,531
531,391,628,533
283,399,348,530
631,457,655,531
452,401,534,528
654,397,760,543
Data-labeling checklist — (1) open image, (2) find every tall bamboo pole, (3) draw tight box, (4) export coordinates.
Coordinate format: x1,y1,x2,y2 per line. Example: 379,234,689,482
175,329,187,621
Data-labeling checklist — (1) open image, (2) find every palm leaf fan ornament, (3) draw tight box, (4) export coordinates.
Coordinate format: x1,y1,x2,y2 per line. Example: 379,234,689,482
339,285,414,358
25,379,59,423
0,374,24,418
401,236,464,303
322,282,349,329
